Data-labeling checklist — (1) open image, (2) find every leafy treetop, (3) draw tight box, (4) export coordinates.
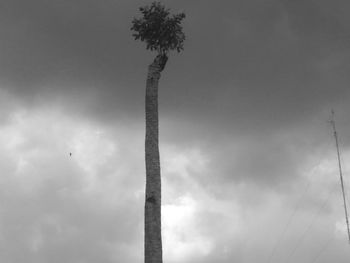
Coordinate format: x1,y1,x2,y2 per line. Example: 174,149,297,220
131,2,185,56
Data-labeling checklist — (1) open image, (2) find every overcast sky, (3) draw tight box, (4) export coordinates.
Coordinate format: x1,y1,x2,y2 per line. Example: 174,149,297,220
1,0,350,262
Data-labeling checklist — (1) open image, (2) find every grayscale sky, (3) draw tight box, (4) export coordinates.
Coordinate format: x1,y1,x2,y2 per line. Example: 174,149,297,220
1,0,350,262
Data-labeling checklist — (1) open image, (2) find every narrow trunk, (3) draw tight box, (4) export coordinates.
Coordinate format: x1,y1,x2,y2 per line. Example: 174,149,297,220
145,54,167,263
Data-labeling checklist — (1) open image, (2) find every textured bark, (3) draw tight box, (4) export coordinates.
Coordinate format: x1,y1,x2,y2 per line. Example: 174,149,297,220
145,54,167,263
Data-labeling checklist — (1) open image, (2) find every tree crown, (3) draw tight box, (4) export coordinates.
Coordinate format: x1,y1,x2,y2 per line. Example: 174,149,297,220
131,2,185,55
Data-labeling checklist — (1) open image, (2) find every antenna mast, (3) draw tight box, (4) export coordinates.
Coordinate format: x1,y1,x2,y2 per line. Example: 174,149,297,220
330,110,350,243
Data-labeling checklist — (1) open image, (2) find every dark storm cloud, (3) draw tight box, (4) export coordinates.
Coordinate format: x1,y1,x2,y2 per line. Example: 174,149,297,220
1,0,349,129
0,0,148,120
167,0,350,130
0,0,349,192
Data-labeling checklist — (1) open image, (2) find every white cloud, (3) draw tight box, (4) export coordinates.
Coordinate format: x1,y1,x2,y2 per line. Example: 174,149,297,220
0,106,144,263
163,195,214,262
1,102,350,263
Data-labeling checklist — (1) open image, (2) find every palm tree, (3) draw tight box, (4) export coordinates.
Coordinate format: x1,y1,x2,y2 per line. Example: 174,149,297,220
131,2,185,263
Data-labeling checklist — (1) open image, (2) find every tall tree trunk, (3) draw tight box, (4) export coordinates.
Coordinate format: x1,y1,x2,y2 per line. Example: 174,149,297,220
145,54,168,263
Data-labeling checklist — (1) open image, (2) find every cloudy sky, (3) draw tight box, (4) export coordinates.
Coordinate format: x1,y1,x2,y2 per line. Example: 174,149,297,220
1,0,350,262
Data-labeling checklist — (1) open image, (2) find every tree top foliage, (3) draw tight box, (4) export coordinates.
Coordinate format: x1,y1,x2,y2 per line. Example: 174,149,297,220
131,1,185,55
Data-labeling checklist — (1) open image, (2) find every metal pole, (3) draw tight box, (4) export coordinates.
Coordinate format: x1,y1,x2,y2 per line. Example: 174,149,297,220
330,110,350,243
